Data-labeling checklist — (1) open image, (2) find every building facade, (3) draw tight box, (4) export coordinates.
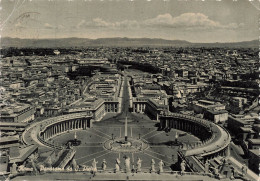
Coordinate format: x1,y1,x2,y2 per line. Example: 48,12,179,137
0,104,35,123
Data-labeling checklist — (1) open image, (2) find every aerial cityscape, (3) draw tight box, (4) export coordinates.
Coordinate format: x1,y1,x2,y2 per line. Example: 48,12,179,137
0,0,259,181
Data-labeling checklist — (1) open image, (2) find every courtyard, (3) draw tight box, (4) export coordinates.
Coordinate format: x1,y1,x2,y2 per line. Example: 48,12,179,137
47,115,200,171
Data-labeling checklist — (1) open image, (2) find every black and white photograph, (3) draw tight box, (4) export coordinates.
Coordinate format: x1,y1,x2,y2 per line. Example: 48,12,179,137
0,0,259,180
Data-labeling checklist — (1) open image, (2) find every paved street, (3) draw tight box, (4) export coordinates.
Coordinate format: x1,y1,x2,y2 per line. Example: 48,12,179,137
115,76,138,121
101,75,152,124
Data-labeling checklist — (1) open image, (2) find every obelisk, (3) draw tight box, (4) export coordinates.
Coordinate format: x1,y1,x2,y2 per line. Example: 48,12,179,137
74,132,77,140
125,116,128,141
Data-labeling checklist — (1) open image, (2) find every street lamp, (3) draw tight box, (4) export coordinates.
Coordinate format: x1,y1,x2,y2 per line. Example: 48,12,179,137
112,133,114,140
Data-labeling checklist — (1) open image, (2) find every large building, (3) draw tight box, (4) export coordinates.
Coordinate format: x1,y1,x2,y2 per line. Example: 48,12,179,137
0,104,35,123
204,109,228,124
192,100,226,114
132,97,147,113
192,100,228,123
104,98,119,113
132,97,169,121
227,115,256,141
64,97,120,121
248,139,260,149
145,98,169,121
64,98,105,122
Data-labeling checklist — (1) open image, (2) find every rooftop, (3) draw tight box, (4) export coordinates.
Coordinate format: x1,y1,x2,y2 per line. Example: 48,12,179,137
206,109,228,115
0,135,19,143
9,145,38,163
248,149,259,156
0,122,27,127
248,139,260,145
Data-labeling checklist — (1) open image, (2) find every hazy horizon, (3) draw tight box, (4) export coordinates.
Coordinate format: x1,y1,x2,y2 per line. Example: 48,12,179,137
1,0,258,43
1,36,258,44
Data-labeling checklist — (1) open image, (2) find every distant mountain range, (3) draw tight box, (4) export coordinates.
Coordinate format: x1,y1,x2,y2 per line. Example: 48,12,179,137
1,37,258,48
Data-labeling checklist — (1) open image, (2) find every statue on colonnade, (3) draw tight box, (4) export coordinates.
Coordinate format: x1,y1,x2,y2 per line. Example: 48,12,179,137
150,159,155,173
136,157,142,172
115,158,120,173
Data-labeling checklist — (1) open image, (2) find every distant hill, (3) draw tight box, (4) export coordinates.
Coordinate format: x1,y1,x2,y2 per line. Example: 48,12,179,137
193,40,258,48
1,37,258,48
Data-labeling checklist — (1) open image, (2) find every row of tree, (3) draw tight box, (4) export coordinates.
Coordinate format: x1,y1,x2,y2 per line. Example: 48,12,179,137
218,80,259,89
1,48,77,57
117,60,160,74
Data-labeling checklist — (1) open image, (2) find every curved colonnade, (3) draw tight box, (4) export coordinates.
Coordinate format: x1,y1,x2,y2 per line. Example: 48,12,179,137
23,111,231,162
22,112,93,149
160,113,231,161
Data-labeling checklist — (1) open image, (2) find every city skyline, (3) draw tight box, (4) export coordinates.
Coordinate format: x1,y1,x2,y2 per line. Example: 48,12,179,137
1,0,259,43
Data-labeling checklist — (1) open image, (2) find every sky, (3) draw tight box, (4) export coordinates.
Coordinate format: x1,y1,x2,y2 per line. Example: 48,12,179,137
0,0,259,43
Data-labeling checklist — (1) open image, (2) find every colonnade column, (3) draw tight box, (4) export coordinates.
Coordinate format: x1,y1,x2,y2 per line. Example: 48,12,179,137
43,117,92,140
47,129,50,139
78,120,81,129
79,120,82,129
83,119,87,129
52,126,54,136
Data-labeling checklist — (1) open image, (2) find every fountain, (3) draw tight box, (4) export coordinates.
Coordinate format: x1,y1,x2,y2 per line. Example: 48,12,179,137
66,132,81,146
